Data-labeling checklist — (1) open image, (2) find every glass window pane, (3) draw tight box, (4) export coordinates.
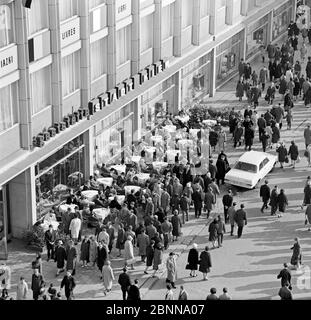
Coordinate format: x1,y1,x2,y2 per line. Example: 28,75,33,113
27,0,48,35
0,85,13,133
91,38,107,80
0,3,14,48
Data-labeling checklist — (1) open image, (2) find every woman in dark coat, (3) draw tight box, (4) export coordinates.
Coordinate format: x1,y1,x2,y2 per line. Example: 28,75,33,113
209,130,219,151
216,155,228,185
277,189,288,217
144,240,155,274
279,76,288,95
236,80,244,101
55,240,67,276
290,237,302,269
276,142,287,169
304,86,311,106
187,243,199,277
233,123,243,148
80,236,90,267
244,127,254,151
171,210,182,241
208,219,218,248
271,124,280,145
288,140,299,168
198,246,212,281
97,242,108,273
293,77,300,100
116,223,126,256
303,183,311,207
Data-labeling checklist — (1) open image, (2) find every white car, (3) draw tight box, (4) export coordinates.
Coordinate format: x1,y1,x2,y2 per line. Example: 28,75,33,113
225,151,277,189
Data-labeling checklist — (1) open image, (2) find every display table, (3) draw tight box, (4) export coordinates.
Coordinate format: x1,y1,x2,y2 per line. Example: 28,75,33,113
81,190,98,201
134,173,150,183
110,165,127,174
93,208,110,221
152,161,168,170
58,203,76,214
108,195,125,205
97,177,113,187
124,185,141,194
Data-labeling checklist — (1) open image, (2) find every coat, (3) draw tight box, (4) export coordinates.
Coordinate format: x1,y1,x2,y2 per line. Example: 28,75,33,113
171,215,182,237
272,127,280,144
270,189,278,207
178,290,188,300
66,246,78,271
204,191,215,211
208,221,218,242
288,144,299,160
187,248,199,270
199,251,212,273
259,68,268,83
192,190,203,208
60,275,76,299
236,82,244,98
118,272,131,290
166,256,177,282
304,128,311,146
31,274,44,295
127,284,141,300
146,244,155,267
69,218,81,239
102,265,115,290
137,233,149,256
234,209,247,227
55,245,67,269
277,146,287,162
89,240,98,263
216,159,228,180
228,206,236,225
124,239,134,261
260,184,271,201
160,191,171,212
279,78,288,95
116,228,126,250
290,242,302,266
277,268,291,287
277,193,288,212
153,245,163,270
304,184,311,205
80,239,90,262
97,245,108,270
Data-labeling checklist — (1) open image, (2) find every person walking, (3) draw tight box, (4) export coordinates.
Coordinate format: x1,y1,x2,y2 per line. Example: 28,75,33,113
165,284,174,300
228,202,236,236
187,243,199,277
198,246,212,281
236,80,244,101
259,180,270,213
16,276,28,300
204,187,215,218
208,219,218,248
66,240,77,276
305,204,311,231
166,252,178,288
277,189,288,218
278,282,293,300
31,268,44,300
270,185,279,216
233,122,243,148
222,190,233,223
161,217,172,250
219,287,232,300
192,187,204,218
171,209,182,241
276,142,288,169
304,124,311,148
152,242,163,278
288,141,299,168
44,224,56,262
69,213,81,244
89,236,98,267
234,204,247,238
217,216,226,247
144,240,155,274
118,267,131,300
55,240,67,276
127,279,141,301
102,261,115,295
137,229,149,263
116,223,126,257
80,236,90,267
266,83,276,105
97,241,108,275
124,235,135,270
178,285,188,300
259,65,268,91
271,124,280,149
290,237,302,270
261,129,270,152
277,263,292,288
179,193,190,223
60,271,76,300
285,109,293,130
216,154,228,185
107,222,115,254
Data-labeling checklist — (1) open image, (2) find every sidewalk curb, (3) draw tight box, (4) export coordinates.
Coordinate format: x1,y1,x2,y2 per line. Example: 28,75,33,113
140,211,219,298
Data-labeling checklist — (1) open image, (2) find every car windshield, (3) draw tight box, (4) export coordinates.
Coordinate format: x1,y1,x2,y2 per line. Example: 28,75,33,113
235,161,257,173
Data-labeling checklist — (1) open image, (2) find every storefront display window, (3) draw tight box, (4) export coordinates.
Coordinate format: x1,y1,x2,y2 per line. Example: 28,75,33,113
246,15,269,60
216,30,244,86
181,53,211,107
35,135,85,220
273,2,293,41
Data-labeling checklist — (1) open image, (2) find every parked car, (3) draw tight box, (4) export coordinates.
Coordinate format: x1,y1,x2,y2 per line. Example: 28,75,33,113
225,151,277,189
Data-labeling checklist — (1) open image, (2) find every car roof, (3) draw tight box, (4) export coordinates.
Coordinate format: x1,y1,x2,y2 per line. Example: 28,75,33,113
238,151,270,166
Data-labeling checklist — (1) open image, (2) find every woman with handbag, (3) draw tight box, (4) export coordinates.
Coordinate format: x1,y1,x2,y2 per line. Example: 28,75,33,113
187,243,199,277
198,246,212,281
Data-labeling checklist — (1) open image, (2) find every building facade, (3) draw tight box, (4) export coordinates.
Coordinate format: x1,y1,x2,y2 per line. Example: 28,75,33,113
0,0,296,240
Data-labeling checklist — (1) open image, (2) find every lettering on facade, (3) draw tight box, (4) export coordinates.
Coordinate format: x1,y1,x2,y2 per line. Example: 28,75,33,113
98,59,169,109
0,56,13,69
62,27,76,41
118,4,127,14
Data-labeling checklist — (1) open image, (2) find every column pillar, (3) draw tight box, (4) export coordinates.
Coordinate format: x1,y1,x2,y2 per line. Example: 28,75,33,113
154,0,162,61
177,70,182,110
79,0,91,106
173,0,182,57
192,0,200,45
132,0,140,73
49,0,62,122
15,0,32,149
268,10,274,44
210,48,217,97
107,0,116,89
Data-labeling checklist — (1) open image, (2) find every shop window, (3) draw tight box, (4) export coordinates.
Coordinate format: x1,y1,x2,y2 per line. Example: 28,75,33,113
140,14,153,53
59,0,78,22
27,0,49,35
0,3,14,49
90,2,107,33
31,66,52,114
181,0,193,28
0,84,17,133
161,3,174,40
91,37,107,80
116,25,131,65
61,51,80,97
